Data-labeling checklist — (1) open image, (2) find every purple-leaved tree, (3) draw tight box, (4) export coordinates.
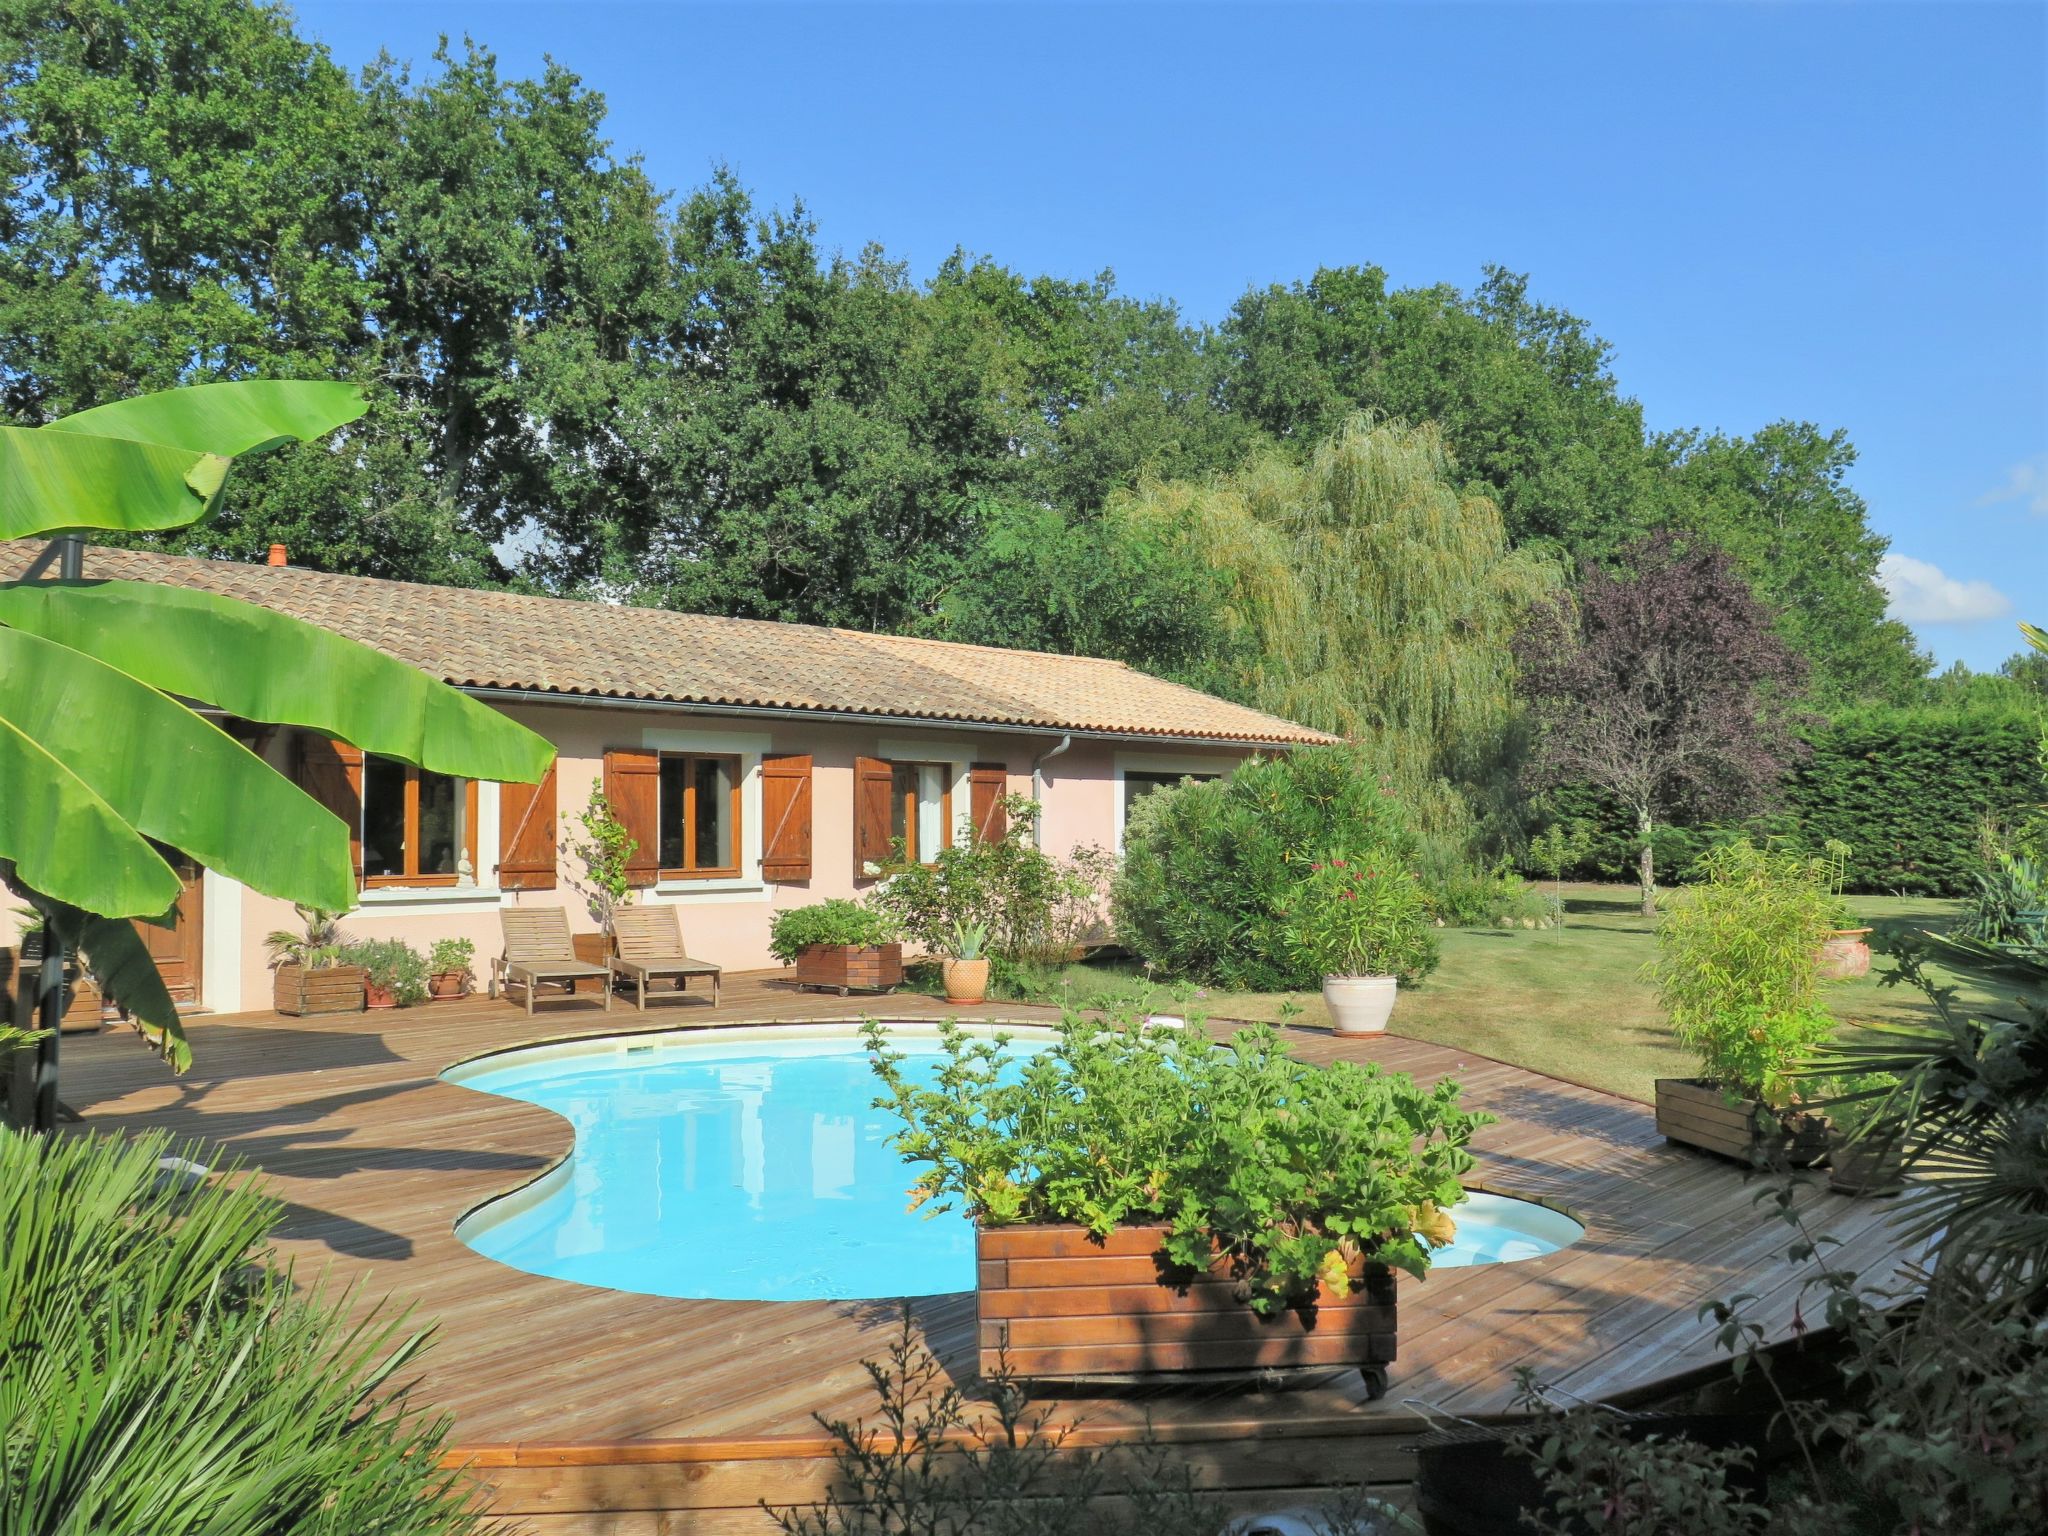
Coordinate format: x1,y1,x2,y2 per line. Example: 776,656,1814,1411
1514,535,1809,915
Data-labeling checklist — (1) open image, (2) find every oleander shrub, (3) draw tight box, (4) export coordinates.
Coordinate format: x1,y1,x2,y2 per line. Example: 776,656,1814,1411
0,1129,478,1535
866,1008,1488,1313
1111,745,1421,988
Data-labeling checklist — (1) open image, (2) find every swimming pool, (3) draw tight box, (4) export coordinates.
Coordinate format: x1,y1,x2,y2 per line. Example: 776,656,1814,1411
446,1025,1581,1301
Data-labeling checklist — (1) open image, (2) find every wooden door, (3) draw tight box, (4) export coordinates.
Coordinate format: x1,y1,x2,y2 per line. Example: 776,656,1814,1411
136,855,204,1006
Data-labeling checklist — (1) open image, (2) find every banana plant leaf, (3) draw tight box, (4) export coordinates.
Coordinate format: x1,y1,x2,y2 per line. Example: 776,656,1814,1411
0,626,356,915
46,379,367,458
0,711,182,918
0,579,552,784
76,914,188,1070
0,427,228,540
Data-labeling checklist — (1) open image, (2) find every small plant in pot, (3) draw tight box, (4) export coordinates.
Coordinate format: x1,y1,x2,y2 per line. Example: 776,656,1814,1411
338,938,429,1010
1281,853,1440,1036
867,1008,1489,1397
1810,1071,1906,1196
426,937,475,1001
265,905,364,1016
769,899,903,995
1650,840,1847,1165
940,919,990,1005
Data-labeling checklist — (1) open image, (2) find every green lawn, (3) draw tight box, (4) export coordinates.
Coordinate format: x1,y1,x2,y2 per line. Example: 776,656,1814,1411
1025,883,2021,1104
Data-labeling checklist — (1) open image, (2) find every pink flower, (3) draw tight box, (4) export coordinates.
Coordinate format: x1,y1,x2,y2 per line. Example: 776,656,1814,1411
1341,890,1356,900
1332,858,1347,869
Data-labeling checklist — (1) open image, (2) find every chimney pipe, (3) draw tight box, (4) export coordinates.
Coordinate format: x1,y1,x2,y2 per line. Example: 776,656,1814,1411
266,544,288,567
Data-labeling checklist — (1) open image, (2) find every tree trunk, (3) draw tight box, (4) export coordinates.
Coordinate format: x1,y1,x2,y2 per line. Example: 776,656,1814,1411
1636,809,1657,918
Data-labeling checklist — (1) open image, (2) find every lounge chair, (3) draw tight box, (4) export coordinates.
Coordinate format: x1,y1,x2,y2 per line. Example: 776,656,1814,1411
608,905,723,1011
493,908,612,1015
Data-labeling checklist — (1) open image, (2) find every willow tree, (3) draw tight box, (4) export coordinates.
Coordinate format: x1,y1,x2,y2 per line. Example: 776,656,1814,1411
1115,415,1558,840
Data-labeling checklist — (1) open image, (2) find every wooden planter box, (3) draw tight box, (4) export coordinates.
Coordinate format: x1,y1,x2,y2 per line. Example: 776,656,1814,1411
59,976,103,1033
569,931,612,993
794,942,904,995
1828,1136,1904,1196
976,1222,1397,1395
1655,1078,1828,1167
273,963,365,1017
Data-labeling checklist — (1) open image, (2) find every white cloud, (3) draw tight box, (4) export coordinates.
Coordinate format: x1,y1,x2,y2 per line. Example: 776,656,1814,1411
1976,454,2048,515
1878,554,2014,624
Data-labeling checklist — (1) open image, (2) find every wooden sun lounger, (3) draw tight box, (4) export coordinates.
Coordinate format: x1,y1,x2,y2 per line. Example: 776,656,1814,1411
608,906,722,1011
493,908,612,1015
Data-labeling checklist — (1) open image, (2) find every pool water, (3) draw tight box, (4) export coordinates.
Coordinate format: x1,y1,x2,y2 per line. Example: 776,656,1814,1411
447,1026,1581,1301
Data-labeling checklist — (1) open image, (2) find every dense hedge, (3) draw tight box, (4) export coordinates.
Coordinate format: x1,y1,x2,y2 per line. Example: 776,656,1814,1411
1783,706,2043,895
1531,707,2043,897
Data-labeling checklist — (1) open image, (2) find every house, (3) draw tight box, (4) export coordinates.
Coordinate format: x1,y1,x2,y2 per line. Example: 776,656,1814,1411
3,545,1332,1013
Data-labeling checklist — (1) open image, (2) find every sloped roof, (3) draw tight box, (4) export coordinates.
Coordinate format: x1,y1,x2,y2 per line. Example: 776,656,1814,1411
0,544,1334,746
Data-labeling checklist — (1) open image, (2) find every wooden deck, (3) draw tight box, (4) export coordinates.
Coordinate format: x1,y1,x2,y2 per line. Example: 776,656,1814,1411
58,973,1924,1532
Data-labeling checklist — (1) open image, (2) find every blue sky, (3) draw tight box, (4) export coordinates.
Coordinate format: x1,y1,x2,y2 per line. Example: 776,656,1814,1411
292,0,2047,672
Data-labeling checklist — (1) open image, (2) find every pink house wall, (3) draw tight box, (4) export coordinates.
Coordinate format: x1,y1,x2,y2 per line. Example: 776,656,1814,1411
217,702,1261,1014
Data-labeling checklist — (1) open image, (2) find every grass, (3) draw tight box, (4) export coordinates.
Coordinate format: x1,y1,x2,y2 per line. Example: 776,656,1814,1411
999,883,2026,1104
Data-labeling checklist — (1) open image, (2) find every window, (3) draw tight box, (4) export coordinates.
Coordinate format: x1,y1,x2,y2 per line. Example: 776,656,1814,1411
1123,769,1218,808
362,756,475,886
657,753,741,878
890,762,952,865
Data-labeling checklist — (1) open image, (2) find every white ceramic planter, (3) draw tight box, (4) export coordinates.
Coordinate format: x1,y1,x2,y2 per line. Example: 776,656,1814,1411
1323,974,1397,1036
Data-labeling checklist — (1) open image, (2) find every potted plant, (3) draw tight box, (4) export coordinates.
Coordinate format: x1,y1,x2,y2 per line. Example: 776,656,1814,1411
941,919,990,1005
1281,854,1440,1036
265,906,365,1016
339,939,429,1010
1814,1072,1905,1196
15,920,105,1034
770,900,903,994
867,1009,1488,1397
426,937,476,1001
563,785,635,983
1814,839,1872,979
1651,841,1845,1165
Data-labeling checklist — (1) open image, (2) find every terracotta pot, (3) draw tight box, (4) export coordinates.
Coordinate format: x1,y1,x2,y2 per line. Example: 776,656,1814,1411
1817,928,1873,981
363,982,397,1010
942,956,990,1005
1323,974,1397,1036
428,969,470,1001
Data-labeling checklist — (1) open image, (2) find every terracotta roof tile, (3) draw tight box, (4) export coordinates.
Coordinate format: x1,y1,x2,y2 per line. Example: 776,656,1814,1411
1,544,1335,746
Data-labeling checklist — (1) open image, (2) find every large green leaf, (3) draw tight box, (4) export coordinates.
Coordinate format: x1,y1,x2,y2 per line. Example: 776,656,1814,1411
47,380,367,458
0,427,228,540
0,626,356,914
0,579,552,784
76,915,190,1071
0,713,181,917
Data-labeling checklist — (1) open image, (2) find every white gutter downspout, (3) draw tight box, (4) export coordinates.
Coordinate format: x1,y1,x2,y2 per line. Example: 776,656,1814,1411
1028,733,1073,849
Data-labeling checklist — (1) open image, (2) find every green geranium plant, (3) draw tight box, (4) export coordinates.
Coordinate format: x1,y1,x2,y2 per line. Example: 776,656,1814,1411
768,899,899,964
1281,854,1440,985
867,1008,1489,1314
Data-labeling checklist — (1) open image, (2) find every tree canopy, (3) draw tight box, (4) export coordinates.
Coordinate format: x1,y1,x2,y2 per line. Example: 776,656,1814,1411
1,0,1928,714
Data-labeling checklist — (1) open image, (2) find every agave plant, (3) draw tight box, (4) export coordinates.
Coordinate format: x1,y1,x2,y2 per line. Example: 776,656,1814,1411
264,905,353,970
0,380,553,1077
0,1128,483,1534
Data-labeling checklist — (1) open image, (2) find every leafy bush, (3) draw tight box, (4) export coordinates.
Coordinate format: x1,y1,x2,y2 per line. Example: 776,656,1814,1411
866,1008,1488,1314
1112,745,1420,989
1962,853,2048,948
338,938,429,1005
768,899,899,963
1280,855,1439,983
0,1129,478,1535
562,783,635,932
867,797,1109,964
768,1303,1415,1536
1652,839,1849,1101
427,936,475,975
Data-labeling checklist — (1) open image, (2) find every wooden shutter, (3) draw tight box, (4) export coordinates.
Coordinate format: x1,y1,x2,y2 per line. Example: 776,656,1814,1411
296,736,364,888
603,748,661,887
853,756,893,879
969,763,1008,844
497,763,559,890
760,754,814,881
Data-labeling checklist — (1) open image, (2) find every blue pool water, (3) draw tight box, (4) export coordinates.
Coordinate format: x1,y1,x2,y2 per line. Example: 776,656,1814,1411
447,1026,1581,1301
